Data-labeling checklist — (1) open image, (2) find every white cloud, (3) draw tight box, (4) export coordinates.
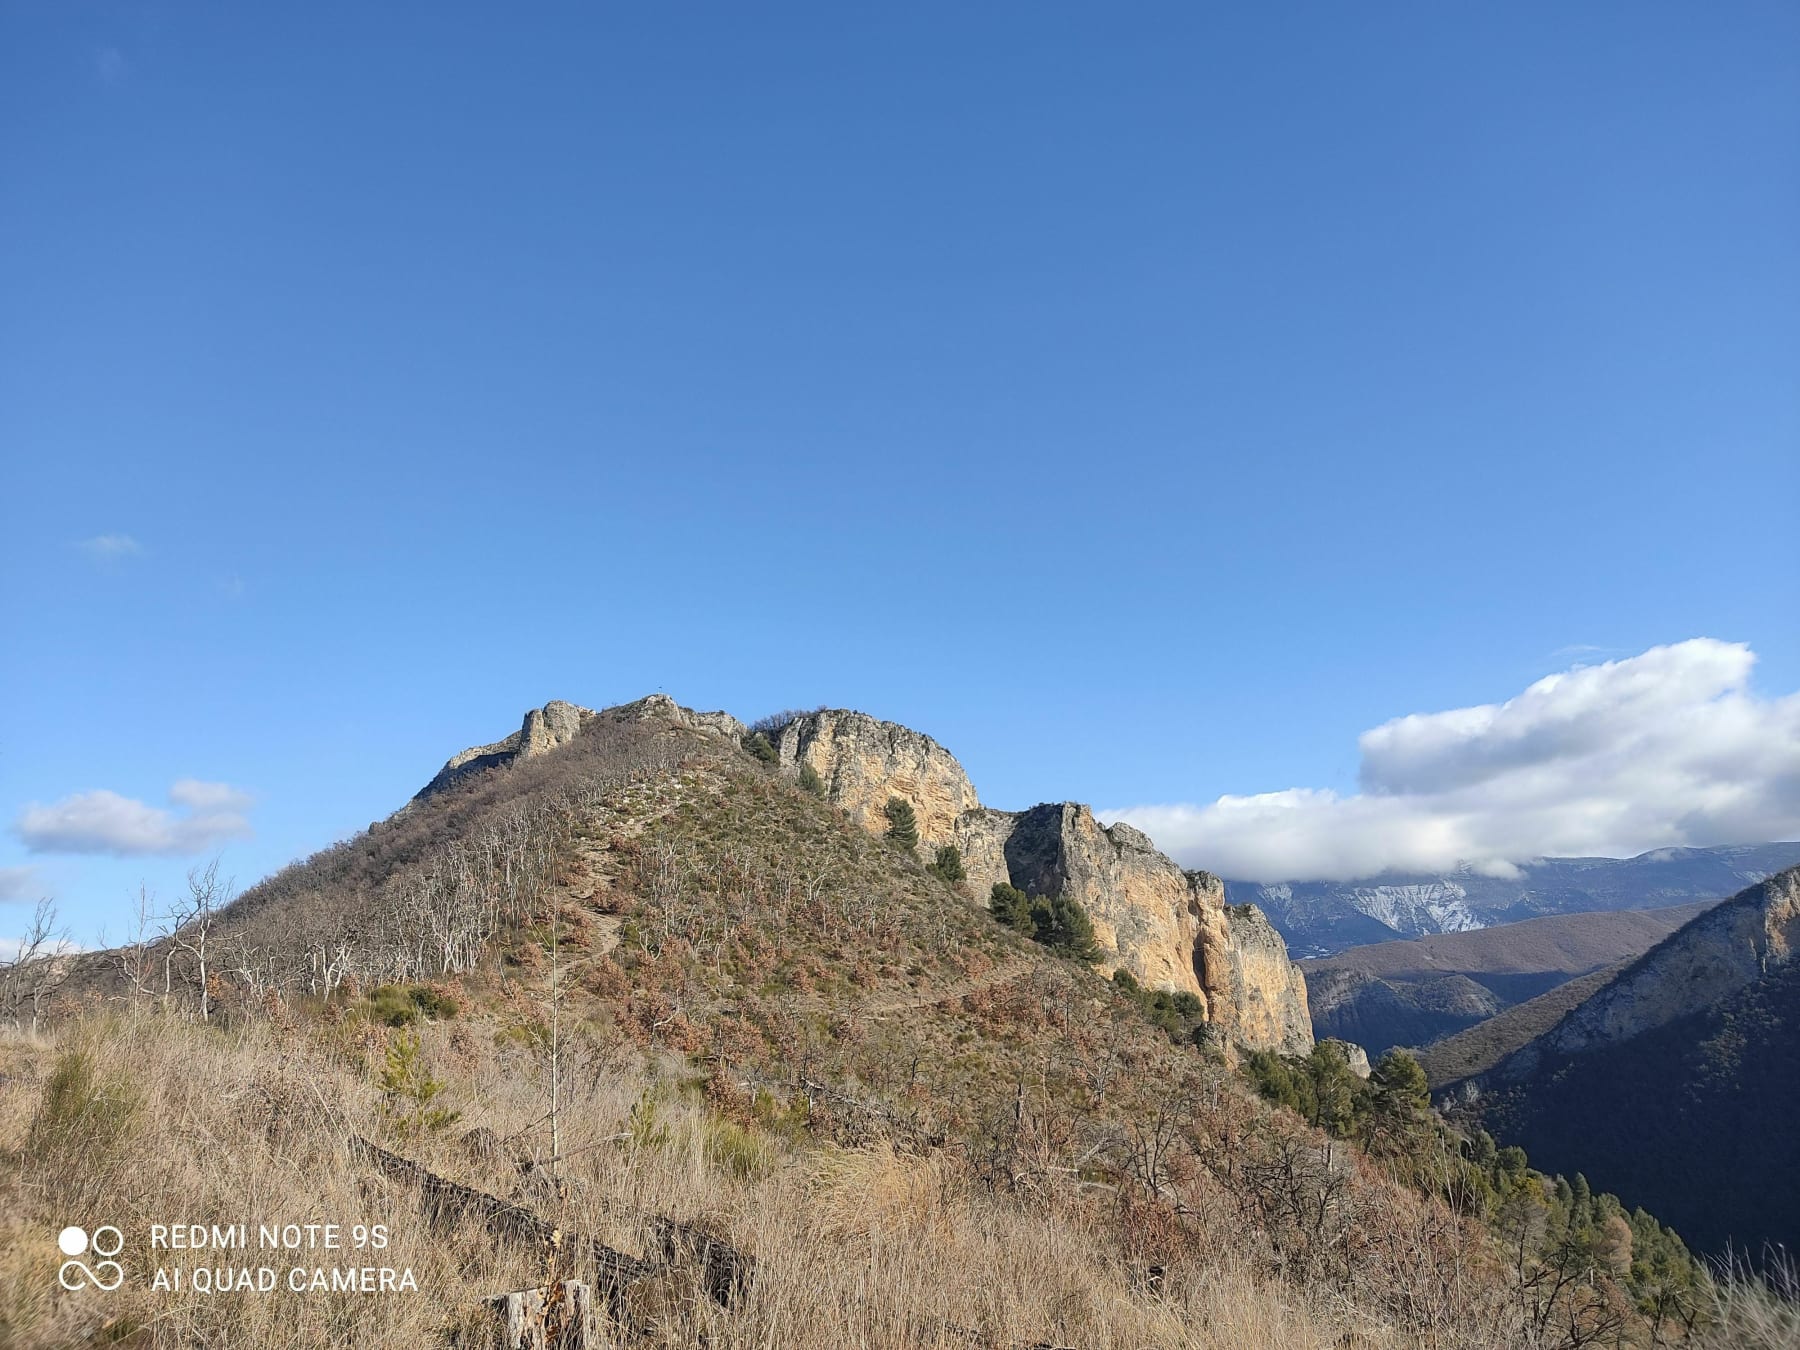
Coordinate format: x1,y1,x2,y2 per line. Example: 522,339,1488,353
14,781,254,857
77,533,141,561
1105,639,1800,883
0,867,41,903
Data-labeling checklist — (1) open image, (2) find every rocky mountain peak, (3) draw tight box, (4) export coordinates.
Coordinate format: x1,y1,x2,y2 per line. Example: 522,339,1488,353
410,694,1312,1055
416,694,744,800
1497,864,1800,1077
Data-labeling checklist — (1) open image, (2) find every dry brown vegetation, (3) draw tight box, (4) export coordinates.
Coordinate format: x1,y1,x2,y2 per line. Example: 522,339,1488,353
0,1011,1456,1349
3,711,1777,1347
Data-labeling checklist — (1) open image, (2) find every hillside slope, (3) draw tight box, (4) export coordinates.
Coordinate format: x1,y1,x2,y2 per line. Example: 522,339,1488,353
1459,867,1800,1258
1302,904,1713,1056
1416,966,1620,1087
5,695,1612,1349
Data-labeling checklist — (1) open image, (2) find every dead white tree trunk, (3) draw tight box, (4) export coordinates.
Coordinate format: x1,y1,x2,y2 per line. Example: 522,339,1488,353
488,1281,592,1349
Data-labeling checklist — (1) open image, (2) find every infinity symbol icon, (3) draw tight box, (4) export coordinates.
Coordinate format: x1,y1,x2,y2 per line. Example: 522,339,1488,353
57,1226,124,1291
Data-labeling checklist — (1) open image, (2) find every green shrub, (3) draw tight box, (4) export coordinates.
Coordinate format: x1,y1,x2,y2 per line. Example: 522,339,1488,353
705,1118,777,1180
798,762,825,798
742,732,778,765
1371,1048,1430,1110
1111,972,1210,1042
30,1049,137,1161
988,883,1102,963
627,1092,671,1152
928,844,965,883
884,797,919,848
378,1031,459,1139
364,983,460,1027
990,883,1033,930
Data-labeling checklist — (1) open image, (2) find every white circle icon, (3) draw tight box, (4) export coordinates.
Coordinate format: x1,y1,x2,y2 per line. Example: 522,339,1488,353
57,1227,87,1257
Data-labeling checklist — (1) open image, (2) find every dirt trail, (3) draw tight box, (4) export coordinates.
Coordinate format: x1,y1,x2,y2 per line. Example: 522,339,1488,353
862,957,1036,1017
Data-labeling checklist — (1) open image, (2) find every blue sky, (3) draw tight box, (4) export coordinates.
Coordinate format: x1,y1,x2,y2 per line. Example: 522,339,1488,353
3,3,1797,943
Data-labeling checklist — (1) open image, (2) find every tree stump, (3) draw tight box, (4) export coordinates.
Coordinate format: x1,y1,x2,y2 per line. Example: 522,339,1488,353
488,1280,592,1349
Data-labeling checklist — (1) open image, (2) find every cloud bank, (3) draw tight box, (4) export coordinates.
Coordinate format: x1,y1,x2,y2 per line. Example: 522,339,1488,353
14,781,255,857
1105,639,1800,883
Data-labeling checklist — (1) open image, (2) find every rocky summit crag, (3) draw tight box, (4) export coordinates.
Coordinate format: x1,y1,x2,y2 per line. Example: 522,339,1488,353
416,694,746,799
422,698,1313,1055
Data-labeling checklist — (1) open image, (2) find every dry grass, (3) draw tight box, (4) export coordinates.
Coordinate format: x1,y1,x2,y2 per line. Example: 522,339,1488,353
0,1008,1443,1350
6,738,1749,1348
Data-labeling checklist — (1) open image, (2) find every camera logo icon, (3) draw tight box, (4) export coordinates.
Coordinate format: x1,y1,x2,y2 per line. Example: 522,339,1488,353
57,1225,124,1291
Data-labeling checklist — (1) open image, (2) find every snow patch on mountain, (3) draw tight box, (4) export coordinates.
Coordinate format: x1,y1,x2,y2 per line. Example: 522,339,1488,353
1343,882,1484,937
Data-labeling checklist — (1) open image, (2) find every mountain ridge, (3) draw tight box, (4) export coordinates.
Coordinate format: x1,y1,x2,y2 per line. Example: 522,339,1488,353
414,695,1313,1055
1229,842,1800,956
1455,865,1800,1257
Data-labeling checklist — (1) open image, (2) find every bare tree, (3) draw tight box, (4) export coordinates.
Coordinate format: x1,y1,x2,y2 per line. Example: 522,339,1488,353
1,898,71,1033
116,884,158,1004
166,859,233,1021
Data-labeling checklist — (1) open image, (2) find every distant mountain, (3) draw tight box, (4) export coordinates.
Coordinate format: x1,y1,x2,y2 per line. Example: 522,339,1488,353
1228,843,1800,957
1458,866,1800,1259
1416,966,1623,1087
1300,903,1714,1057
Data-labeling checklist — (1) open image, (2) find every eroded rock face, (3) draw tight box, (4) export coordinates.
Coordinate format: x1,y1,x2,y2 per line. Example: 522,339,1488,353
1003,805,1212,1002
417,700,599,798
1507,866,1800,1072
608,693,746,742
946,802,1313,1052
773,710,980,850
952,807,1019,902
1213,904,1315,1055
417,695,1313,1053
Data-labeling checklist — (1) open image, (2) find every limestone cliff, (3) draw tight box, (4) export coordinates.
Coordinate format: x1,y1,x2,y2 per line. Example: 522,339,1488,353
763,706,1311,1053
1495,866,1800,1080
416,696,1311,1054
998,805,1209,1001
1213,903,1315,1055
773,710,980,849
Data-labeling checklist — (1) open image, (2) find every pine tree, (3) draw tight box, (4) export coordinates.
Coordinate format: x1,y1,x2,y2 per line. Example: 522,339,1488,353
884,797,919,848
379,1032,460,1139
989,883,1033,930
929,844,965,883
1034,895,1102,962
1570,1172,1593,1234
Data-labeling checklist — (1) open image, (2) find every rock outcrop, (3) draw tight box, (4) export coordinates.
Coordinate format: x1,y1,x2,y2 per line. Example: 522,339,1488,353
1000,805,1213,1003
609,693,746,743
773,710,979,849
1213,903,1316,1055
1497,865,1800,1078
771,708,1311,1053
417,695,743,800
416,697,1312,1054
